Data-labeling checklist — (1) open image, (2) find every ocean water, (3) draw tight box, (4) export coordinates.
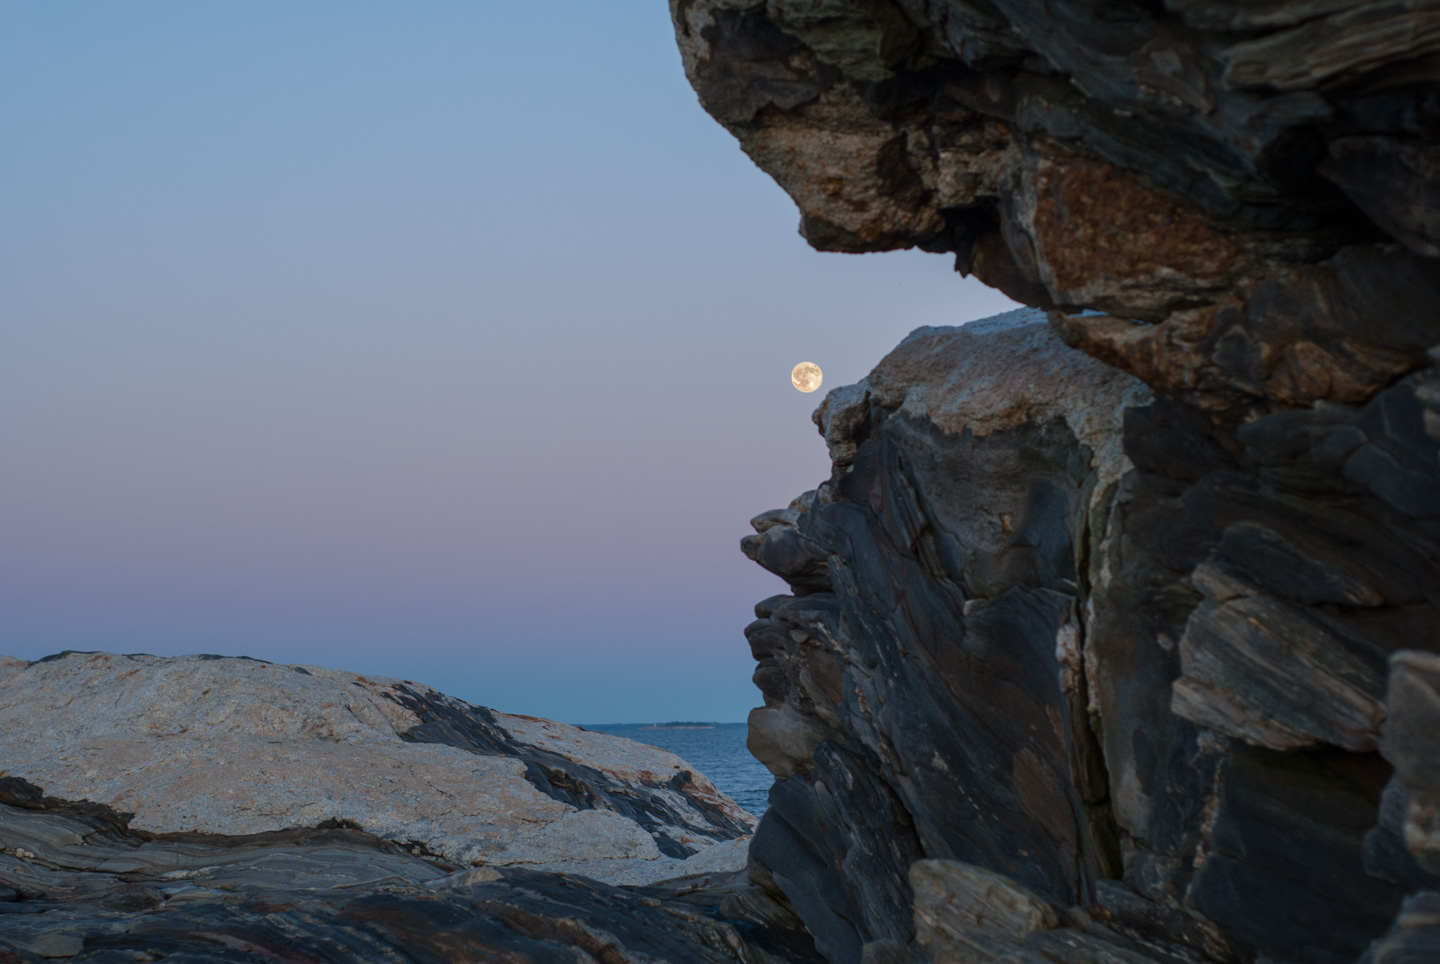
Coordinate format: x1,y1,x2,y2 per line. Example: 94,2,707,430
586,722,772,818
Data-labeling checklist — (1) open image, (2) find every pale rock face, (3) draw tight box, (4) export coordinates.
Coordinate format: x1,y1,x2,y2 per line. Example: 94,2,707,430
909,859,1060,962
863,308,1150,504
866,310,1142,440
0,652,753,886
1382,651,1440,878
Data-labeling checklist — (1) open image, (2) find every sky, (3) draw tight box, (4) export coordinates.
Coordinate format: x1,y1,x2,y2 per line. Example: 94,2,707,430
0,2,1019,723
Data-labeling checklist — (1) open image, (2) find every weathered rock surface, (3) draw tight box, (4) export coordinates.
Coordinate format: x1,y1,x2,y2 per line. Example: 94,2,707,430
0,778,818,963
670,0,1440,337
676,3,1440,962
735,311,1440,964
741,311,1169,963
0,652,753,887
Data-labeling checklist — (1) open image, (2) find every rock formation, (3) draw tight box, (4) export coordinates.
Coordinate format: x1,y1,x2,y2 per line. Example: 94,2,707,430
671,2,1440,962
0,651,752,888
6,2,1440,958
0,652,804,961
0,776,817,963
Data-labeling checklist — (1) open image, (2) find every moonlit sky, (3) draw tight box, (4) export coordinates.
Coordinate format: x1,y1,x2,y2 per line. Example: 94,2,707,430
1,3,1018,722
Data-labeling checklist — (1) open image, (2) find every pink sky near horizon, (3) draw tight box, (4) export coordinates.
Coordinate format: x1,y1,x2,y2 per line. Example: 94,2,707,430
0,2,1019,722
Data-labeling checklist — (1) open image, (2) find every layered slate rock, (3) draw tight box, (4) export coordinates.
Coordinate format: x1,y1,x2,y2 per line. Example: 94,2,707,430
737,311,1440,964
676,3,1440,962
0,652,753,887
742,310,1157,961
0,778,818,964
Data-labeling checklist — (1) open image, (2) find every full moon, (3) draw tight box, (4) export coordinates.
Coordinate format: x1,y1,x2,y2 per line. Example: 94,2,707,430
791,362,823,393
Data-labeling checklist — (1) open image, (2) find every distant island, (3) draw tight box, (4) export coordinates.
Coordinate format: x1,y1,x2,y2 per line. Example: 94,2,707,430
639,722,715,730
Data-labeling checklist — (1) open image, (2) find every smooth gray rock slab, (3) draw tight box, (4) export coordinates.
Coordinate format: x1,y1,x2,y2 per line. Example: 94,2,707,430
0,652,753,886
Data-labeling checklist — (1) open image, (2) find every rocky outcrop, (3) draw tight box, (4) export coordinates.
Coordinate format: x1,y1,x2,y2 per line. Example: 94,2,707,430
741,311,1175,962
0,652,753,887
738,309,1440,964
675,3,1440,962
669,0,1440,332
0,777,818,963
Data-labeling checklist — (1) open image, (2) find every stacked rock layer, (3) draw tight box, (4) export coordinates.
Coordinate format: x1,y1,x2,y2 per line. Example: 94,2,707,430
671,2,1440,962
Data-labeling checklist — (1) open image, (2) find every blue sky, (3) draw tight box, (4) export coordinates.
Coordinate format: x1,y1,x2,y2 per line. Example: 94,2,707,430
1,2,1017,722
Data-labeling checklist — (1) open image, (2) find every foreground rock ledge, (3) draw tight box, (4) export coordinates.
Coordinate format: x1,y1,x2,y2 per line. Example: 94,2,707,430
0,651,752,887
0,777,816,963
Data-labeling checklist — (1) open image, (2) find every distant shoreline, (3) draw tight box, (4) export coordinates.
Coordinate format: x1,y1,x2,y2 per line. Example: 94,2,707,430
579,721,745,730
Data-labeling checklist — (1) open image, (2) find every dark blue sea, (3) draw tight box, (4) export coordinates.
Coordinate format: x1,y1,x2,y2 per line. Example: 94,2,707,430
585,722,771,818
